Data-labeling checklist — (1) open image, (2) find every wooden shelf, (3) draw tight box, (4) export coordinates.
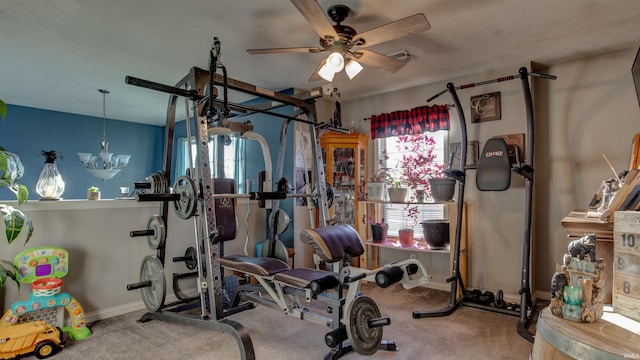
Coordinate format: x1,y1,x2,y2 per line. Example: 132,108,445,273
366,240,451,253
360,202,467,294
361,199,456,205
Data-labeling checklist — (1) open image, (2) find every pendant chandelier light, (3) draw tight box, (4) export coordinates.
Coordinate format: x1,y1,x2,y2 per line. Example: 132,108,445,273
77,89,130,181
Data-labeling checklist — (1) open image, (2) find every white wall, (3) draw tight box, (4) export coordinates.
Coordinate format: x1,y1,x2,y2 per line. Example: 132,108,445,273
539,50,640,293
343,49,640,299
0,199,265,322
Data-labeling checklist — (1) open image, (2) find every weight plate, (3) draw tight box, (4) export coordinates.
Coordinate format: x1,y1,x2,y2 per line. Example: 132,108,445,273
345,296,383,355
184,247,198,270
173,176,197,219
260,239,289,264
139,255,166,312
146,215,166,250
312,182,334,209
269,209,290,235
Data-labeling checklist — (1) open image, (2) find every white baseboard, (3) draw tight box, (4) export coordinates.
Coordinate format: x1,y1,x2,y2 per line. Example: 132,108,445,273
84,300,148,324
81,287,551,324
80,290,198,325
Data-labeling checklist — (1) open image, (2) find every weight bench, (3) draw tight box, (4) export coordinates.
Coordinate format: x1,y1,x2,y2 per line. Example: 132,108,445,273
215,180,430,359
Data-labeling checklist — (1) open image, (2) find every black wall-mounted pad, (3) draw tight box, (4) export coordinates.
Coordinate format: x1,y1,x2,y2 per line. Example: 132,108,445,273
213,178,237,241
476,138,511,191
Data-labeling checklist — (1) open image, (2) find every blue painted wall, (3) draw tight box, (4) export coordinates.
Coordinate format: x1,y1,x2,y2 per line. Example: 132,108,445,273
1,99,301,248
0,105,164,200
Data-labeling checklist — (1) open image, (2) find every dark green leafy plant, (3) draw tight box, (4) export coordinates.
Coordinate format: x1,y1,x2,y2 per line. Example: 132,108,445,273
0,99,33,286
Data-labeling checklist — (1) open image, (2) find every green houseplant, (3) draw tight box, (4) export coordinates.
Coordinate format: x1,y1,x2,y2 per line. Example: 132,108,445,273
87,186,100,200
0,98,34,287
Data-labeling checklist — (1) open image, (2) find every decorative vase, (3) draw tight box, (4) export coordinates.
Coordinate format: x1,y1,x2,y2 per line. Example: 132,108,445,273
398,228,414,247
366,182,386,201
87,191,100,200
421,220,450,249
35,150,65,200
415,190,426,203
370,224,388,242
387,187,408,203
429,177,456,201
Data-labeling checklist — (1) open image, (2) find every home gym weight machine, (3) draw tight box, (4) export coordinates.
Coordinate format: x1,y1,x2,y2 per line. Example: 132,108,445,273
412,67,556,343
123,38,430,359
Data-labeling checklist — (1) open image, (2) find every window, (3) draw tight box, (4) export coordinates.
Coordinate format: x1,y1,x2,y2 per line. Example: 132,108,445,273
176,135,246,193
377,131,447,239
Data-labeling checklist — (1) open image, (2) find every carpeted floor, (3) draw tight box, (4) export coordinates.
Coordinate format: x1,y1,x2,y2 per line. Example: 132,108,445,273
20,283,537,359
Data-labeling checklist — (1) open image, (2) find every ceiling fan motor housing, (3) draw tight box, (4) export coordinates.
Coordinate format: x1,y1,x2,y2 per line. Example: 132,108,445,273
327,4,350,24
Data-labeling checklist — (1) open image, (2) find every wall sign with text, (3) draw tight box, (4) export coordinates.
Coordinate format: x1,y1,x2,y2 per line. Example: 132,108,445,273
470,91,501,123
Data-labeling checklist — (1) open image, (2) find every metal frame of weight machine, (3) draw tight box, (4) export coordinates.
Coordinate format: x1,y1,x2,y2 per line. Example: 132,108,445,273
413,67,556,343
124,42,330,359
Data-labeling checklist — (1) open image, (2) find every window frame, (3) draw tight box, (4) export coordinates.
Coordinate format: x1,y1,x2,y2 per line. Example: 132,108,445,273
376,131,448,239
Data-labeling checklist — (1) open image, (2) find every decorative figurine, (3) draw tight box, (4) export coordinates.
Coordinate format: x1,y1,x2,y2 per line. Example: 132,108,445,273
550,233,605,323
568,233,596,261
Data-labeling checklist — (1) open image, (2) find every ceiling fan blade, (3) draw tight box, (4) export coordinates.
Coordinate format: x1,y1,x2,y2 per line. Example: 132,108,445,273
308,58,326,82
247,47,323,54
355,14,430,48
356,49,407,73
291,0,339,41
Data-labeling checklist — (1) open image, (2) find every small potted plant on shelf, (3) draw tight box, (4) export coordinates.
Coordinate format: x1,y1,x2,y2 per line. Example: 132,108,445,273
367,149,396,201
362,215,387,242
398,206,420,247
87,186,100,200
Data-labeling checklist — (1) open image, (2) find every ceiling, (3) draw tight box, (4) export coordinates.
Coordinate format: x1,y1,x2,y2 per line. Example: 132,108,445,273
1,0,639,126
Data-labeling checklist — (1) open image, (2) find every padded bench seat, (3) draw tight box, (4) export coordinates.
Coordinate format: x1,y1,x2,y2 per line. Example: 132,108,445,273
221,254,290,276
274,268,337,289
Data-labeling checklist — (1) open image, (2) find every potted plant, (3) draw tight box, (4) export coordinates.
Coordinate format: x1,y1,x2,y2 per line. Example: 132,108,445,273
398,206,419,246
87,186,100,200
362,215,387,242
0,98,34,287
367,149,394,201
397,133,445,202
394,133,446,246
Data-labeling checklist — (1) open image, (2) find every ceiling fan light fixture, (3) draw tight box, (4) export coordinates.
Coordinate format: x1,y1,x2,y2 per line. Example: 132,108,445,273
326,52,345,72
318,63,336,82
345,59,363,79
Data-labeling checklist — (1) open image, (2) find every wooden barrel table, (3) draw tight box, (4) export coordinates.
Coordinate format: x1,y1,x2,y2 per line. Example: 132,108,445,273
531,307,640,360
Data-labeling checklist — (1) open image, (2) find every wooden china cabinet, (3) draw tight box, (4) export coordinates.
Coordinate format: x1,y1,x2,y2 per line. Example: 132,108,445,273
320,132,368,240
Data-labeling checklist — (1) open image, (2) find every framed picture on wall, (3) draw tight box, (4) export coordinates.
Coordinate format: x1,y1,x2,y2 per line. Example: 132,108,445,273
470,92,501,122
449,141,479,169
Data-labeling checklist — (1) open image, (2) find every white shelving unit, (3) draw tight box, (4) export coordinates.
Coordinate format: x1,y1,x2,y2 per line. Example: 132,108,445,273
359,200,467,291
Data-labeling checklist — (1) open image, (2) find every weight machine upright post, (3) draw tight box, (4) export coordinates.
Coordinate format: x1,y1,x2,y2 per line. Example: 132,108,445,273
413,82,467,318
517,67,535,343
129,64,256,359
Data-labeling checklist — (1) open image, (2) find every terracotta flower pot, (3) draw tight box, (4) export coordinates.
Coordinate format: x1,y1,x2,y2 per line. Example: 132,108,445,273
398,228,414,247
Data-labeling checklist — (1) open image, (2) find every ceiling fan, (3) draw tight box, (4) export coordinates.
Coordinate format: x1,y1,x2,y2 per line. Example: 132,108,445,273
247,0,431,82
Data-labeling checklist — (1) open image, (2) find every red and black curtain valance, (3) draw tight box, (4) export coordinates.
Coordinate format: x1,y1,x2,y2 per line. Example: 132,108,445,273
369,104,450,140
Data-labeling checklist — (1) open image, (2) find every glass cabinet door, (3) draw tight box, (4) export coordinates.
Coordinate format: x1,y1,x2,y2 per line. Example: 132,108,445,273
320,132,367,234
332,147,356,225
